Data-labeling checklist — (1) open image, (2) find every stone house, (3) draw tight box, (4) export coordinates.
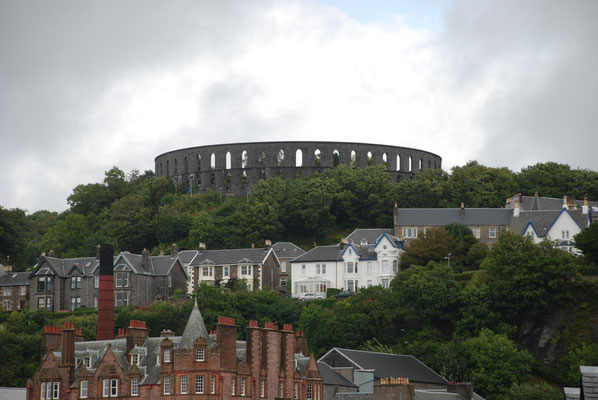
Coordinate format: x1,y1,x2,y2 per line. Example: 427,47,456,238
272,242,306,290
0,264,30,311
27,302,322,400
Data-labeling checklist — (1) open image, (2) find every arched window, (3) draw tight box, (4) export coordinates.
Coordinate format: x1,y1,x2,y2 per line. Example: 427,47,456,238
382,153,387,168
184,156,189,173
210,153,216,170
197,155,201,171
226,152,231,170
258,152,266,168
396,155,401,171
174,159,178,174
296,149,303,167
367,151,373,166
226,172,232,189
159,163,163,176
166,160,169,175
332,150,340,167
409,156,413,172
277,150,284,166
241,151,248,169
350,150,356,168
419,158,423,170
242,170,247,183
428,159,431,169
314,149,321,167
210,173,215,184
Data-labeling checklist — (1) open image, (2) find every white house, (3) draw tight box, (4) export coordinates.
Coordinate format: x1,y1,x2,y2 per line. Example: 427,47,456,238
511,196,595,254
290,230,402,298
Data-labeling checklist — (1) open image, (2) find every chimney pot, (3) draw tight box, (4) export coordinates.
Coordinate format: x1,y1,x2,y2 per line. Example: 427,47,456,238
265,240,272,251
199,242,206,250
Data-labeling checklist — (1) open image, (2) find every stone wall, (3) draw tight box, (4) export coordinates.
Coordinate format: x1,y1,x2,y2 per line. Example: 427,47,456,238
155,141,442,196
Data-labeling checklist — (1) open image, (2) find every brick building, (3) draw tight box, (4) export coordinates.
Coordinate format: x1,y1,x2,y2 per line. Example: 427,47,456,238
28,302,322,400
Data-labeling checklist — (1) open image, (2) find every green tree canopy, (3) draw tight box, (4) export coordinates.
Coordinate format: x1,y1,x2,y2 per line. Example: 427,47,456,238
574,223,598,264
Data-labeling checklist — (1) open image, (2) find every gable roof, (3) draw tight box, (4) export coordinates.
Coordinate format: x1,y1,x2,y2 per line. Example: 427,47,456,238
396,208,513,227
511,208,589,237
0,271,30,287
320,348,447,386
317,362,358,388
29,256,99,279
292,245,344,263
273,242,306,260
507,194,598,211
189,248,273,266
347,229,394,246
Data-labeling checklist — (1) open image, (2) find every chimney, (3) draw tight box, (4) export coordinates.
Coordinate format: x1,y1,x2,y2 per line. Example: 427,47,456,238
160,249,164,256
295,330,308,356
61,322,76,368
171,243,179,258
246,320,262,379
251,243,255,248
126,320,149,357
281,324,295,399
141,248,150,272
563,195,568,209
48,249,55,257
374,379,415,400
313,241,317,248
265,240,272,251
4,257,12,273
199,242,206,251
41,326,62,358
339,238,348,251
97,244,115,340
460,203,465,217
583,197,589,215
217,316,237,371
96,244,101,259
160,329,175,338
447,382,473,400
262,322,281,398
513,199,520,218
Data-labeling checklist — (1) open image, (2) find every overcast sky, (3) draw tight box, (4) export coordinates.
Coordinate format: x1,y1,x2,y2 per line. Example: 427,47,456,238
1,0,597,213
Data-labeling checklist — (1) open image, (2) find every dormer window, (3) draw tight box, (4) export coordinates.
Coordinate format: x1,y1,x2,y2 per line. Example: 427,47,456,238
164,349,171,363
195,347,205,362
70,276,81,289
85,357,92,368
361,239,367,245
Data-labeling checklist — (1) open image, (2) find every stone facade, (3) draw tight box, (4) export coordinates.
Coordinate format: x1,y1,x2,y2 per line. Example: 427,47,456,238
28,303,323,400
155,141,442,196
0,268,29,311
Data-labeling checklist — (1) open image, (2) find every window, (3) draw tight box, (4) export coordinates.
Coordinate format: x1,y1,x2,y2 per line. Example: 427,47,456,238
168,275,172,288
279,381,284,398
164,376,171,395
164,349,171,363
224,266,230,277
382,279,389,289
38,276,52,292
196,347,205,361
85,357,92,368
367,280,373,287
46,297,52,310
20,286,27,296
241,378,246,396
181,376,188,394
202,267,212,277
393,260,398,273
301,264,306,275
307,383,313,400
562,230,570,239
321,264,326,274
131,377,139,396
280,279,287,286
361,238,368,245
346,262,354,274
402,227,418,239
94,275,99,288
489,227,497,239
71,296,81,310
115,292,129,307
2,300,10,311
211,376,216,394
156,352,160,366
346,280,358,292
195,376,204,394
294,383,298,400
52,382,60,399
93,296,98,308
381,260,389,272
131,354,138,365
103,379,110,397
115,272,128,288
260,380,265,398
231,378,236,395
41,382,46,400
71,276,81,289
241,266,249,275
367,262,372,274
472,228,481,239
2,287,11,296
80,381,88,398
281,261,287,272
110,379,117,397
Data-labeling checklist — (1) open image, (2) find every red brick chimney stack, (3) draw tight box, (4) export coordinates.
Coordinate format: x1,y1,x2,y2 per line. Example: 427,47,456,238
281,324,295,399
41,326,62,358
263,322,281,399
295,330,308,356
246,320,262,380
460,203,465,217
61,322,76,368
126,320,149,357
97,244,115,340
217,316,237,371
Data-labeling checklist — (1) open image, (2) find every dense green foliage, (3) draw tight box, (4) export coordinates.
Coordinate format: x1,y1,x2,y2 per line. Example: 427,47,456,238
574,223,598,264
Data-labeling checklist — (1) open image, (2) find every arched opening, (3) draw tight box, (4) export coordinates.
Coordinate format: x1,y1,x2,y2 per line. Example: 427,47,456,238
419,158,423,170
241,151,248,168
367,151,373,166
226,172,232,189
350,150,356,168
242,170,248,183
184,156,189,173
333,150,340,167
226,152,231,169
296,149,303,167
197,155,201,171
210,173,215,184
396,155,401,171
409,156,413,172
382,153,387,168
159,162,163,176
198,176,201,185
210,153,216,170
428,159,431,168
166,160,169,175
258,152,266,168
260,169,266,180
314,149,321,167
174,159,178,174
277,149,284,167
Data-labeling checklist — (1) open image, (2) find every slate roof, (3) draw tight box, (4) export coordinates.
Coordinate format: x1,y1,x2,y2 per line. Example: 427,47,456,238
581,366,598,400
346,229,394,246
179,301,211,349
34,256,99,278
506,194,598,211
395,208,513,226
320,348,447,386
0,271,30,287
189,248,272,266
317,362,358,388
414,391,462,400
273,242,306,260
510,209,589,237
177,250,199,264
292,245,344,263
334,393,372,400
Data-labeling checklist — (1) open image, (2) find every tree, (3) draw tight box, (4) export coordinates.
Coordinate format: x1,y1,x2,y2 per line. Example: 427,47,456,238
464,329,534,400
483,232,580,323
574,223,598,264
399,228,454,269
39,213,91,257
0,206,28,269
110,194,155,252
506,383,564,400
448,161,518,208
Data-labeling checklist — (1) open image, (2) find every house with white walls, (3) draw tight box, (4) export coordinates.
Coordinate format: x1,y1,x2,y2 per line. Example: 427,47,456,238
290,230,402,298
